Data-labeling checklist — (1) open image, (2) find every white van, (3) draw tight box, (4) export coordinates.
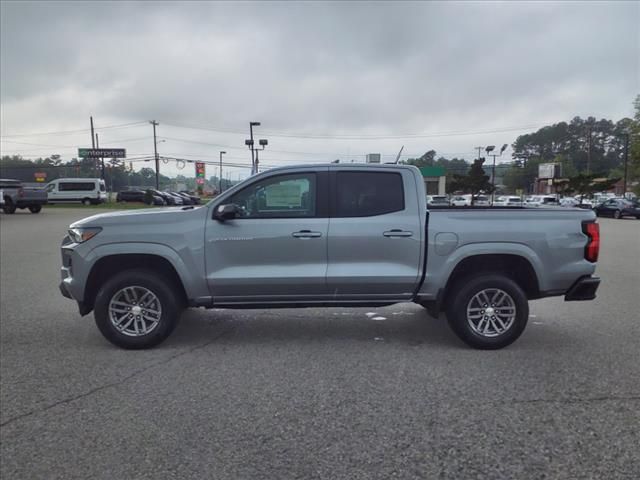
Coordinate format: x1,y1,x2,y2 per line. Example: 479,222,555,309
46,178,107,205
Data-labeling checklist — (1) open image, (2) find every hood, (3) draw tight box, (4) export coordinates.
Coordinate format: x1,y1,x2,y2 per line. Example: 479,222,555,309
71,206,206,228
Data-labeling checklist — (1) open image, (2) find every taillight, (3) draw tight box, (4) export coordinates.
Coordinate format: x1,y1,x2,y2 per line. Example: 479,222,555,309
582,221,599,263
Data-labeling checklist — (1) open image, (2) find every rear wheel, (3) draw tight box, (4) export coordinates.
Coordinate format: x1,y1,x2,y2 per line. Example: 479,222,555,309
613,210,622,219
28,205,42,214
94,269,182,349
446,274,529,349
82,198,92,206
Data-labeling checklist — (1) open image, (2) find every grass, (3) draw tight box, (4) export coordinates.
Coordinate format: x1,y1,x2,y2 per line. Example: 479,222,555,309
44,202,159,210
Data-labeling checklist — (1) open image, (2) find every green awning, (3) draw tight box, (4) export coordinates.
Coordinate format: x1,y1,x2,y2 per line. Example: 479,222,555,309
419,166,445,177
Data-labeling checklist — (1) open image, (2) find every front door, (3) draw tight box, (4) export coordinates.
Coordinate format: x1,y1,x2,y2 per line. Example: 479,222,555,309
205,169,329,303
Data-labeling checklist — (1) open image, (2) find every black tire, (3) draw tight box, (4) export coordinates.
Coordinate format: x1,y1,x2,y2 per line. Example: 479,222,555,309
94,269,182,349
445,274,529,350
82,198,92,206
613,210,621,219
3,199,16,214
28,205,42,214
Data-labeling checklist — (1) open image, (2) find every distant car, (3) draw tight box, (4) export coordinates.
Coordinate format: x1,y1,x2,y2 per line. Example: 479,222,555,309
117,189,165,206
450,195,470,206
164,192,184,205
172,192,193,205
179,191,201,205
593,198,640,219
148,190,179,206
525,195,559,207
426,195,449,207
560,197,579,207
46,178,107,205
472,195,490,206
494,196,522,207
1,178,48,214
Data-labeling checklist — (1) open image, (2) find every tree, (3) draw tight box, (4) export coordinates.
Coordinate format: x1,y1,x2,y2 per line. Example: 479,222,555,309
565,173,620,201
446,158,495,204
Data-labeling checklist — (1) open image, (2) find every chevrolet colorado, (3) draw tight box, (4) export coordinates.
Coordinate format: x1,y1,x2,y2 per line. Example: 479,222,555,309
59,164,600,349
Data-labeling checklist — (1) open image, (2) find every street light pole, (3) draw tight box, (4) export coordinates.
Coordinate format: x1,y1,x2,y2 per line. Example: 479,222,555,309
150,120,159,189
622,132,629,198
249,122,260,174
219,151,226,193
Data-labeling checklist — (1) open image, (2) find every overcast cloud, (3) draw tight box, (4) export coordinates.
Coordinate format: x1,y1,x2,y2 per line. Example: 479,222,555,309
1,0,638,179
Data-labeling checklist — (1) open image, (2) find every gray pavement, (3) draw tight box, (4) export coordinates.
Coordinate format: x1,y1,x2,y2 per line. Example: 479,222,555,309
1,207,639,479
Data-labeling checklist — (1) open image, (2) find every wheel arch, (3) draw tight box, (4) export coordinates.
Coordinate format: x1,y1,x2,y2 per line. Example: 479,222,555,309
83,253,188,313
437,253,541,313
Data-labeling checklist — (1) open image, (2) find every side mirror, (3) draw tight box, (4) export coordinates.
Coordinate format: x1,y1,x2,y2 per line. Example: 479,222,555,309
214,203,239,221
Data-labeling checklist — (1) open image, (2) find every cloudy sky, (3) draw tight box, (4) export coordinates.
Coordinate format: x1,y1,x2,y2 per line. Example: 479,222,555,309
1,0,638,180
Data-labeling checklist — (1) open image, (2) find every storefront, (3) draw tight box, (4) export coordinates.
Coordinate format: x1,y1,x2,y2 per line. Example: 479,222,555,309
419,166,446,195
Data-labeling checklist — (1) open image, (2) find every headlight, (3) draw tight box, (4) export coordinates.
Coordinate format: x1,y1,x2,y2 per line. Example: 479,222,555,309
68,227,102,243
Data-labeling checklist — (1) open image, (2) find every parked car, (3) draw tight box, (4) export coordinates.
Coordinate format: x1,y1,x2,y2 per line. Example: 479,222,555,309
165,192,184,205
180,191,201,205
593,198,640,219
472,195,490,206
426,195,449,207
494,196,523,207
450,195,470,207
1,178,48,214
525,195,559,207
46,178,107,205
148,190,179,206
59,163,600,351
116,189,165,206
171,191,193,205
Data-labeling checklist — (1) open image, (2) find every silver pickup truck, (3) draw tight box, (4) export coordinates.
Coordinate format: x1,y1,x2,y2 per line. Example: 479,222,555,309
59,164,600,350
1,178,48,214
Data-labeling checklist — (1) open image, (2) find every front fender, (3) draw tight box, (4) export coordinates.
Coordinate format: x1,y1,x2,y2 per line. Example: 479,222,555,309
81,242,209,300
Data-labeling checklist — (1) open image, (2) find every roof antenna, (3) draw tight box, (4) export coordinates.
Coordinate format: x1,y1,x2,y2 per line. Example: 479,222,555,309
393,145,404,164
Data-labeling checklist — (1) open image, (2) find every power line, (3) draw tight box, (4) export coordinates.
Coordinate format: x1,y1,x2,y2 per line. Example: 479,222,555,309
0,121,147,139
161,120,545,140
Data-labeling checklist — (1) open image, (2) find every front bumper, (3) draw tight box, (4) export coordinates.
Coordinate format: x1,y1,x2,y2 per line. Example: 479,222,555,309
565,276,600,301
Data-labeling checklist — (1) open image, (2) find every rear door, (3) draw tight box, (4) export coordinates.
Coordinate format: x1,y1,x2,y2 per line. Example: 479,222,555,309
326,168,423,298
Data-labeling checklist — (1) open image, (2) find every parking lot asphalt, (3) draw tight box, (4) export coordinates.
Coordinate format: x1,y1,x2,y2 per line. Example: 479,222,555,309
1,207,639,479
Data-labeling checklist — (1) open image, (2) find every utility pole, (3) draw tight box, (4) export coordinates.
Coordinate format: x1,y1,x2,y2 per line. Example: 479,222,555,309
90,116,96,176
95,133,105,180
622,132,629,198
219,151,226,193
150,120,159,189
476,146,483,161
586,125,592,175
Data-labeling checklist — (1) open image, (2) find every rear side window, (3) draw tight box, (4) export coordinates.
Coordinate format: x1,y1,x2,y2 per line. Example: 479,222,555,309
335,171,404,217
59,182,95,191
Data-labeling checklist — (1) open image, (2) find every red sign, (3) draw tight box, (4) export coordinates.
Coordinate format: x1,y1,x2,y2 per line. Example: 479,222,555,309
34,172,47,182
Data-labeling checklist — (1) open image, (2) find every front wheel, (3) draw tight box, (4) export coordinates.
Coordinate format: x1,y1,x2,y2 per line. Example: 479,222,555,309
28,205,42,213
94,269,182,349
82,198,92,206
613,210,622,219
3,199,16,214
446,274,529,349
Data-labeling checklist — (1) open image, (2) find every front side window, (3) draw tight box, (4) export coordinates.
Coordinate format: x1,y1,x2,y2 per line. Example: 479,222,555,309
335,171,404,217
229,173,316,218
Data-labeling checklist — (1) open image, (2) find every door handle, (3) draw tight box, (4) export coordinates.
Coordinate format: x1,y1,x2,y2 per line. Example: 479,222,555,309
383,229,413,238
292,230,322,238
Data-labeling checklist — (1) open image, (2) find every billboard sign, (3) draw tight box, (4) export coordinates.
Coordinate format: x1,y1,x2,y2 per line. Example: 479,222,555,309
195,162,206,187
538,163,556,179
78,148,126,158
34,172,47,182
